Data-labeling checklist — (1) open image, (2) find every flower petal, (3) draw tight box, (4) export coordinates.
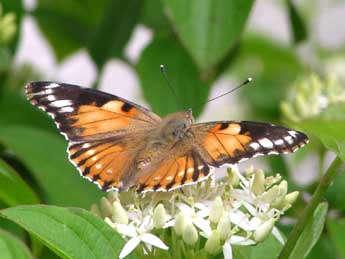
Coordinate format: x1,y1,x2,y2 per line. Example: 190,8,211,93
176,203,193,216
223,241,233,259
119,237,141,259
116,224,136,237
272,226,285,245
229,235,256,245
193,217,212,236
141,233,169,250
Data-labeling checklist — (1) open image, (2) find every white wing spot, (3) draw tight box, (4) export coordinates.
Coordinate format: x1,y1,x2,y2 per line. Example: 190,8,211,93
106,169,113,174
165,176,173,181
178,171,184,176
95,164,102,169
47,83,60,88
288,131,298,138
59,107,74,113
82,143,91,149
50,100,73,107
198,165,204,170
259,138,274,149
284,135,294,144
187,168,194,173
249,142,261,150
92,156,98,161
274,139,284,146
47,95,56,101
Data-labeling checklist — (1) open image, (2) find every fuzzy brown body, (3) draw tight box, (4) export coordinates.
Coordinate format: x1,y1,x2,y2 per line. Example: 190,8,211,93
25,81,309,192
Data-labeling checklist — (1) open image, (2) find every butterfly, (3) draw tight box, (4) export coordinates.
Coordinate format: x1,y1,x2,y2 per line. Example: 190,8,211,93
26,81,308,193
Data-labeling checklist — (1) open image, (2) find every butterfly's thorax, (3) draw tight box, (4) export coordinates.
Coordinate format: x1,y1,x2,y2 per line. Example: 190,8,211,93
135,111,194,170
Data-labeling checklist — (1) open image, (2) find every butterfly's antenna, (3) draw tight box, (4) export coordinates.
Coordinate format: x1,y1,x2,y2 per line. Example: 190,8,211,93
160,65,184,109
193,77,252,110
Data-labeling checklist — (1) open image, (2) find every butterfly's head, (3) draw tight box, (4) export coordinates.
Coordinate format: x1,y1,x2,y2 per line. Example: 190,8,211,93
160,110,194,141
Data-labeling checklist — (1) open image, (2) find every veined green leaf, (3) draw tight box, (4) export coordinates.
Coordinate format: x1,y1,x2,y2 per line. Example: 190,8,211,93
0,205,138,259
0,158,39,206
0,228,34,259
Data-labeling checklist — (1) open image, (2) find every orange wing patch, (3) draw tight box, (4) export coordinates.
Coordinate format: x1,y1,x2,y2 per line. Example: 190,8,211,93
136,151,211,192
192,121,309,167
203,123,252,164
68,141,135,191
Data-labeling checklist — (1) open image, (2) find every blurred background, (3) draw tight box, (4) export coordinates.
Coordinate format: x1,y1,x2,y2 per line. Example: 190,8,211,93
0,0,345,258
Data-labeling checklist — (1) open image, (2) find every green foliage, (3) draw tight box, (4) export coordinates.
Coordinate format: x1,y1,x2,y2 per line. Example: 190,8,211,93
327,218,345,258
232,234,283,259
0,158,39,206
0,228,34,259
0,0,344,258
162,0,254,72
0,205,138,259
138,36,210,117
288,202,328,259
0,126,103,208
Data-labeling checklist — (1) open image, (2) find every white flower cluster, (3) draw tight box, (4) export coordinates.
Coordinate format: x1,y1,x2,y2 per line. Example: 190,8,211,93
91,166,299,259
281,59,345,123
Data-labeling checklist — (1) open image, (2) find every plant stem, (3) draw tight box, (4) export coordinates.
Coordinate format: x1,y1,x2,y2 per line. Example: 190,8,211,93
278,156,343,259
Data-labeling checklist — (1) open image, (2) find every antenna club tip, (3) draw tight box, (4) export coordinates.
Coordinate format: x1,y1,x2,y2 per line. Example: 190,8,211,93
160,64,165,69
248,77,252,82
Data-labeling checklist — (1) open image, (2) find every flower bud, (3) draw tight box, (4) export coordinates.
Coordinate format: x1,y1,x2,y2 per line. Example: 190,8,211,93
100,197,113,217
227,167,239,187
253,218,275,242
284,191,299,205
209,196,224,223
174,212,186,235
111,200,128,224
153,204,167,229
90,204,101,217
217,213,231,240
251,170,265,196
278,180,288,197
205,230,221,255
183,222,198,245
260,185,279,204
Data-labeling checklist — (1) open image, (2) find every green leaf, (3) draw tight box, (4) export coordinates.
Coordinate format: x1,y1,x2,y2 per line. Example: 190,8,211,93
0,126,103,208
32,0,107,60
33,0,140,67
232,234,283,259
286,0,308,44
137,36,211,117
306,234,337,259
288,202,328,259
327,218,345,258
0,48,11,73
140,0,172,36
88,0,142,69
1,0,24,54
0,228,34,259
162,0,254,71
0,205,138,259
0,88,55,132
0,158,39,206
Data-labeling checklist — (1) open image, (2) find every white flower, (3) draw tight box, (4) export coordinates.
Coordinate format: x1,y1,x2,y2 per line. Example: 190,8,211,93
176,202,212,236
116,223,168,259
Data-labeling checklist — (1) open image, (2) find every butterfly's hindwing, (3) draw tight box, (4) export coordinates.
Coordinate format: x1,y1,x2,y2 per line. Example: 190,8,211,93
136,150,211,192
192,121,308,167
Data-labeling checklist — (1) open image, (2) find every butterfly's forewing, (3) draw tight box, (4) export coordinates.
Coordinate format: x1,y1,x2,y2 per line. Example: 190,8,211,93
136,150,211,192
26,82,161,191
26,82,160,142
192,121,308,167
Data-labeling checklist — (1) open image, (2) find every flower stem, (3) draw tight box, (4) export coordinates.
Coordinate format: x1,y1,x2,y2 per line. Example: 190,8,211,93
278,156,343,259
